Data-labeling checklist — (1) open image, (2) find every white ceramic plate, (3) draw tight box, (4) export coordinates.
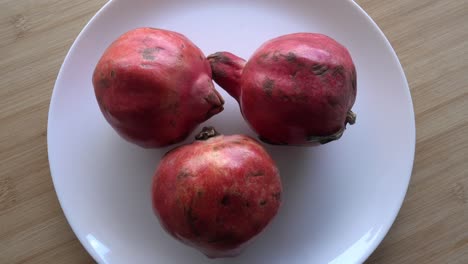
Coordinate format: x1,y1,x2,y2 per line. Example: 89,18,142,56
48,0,415,263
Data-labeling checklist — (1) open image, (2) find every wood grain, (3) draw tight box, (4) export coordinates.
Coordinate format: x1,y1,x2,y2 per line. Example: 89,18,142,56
0,0,466,263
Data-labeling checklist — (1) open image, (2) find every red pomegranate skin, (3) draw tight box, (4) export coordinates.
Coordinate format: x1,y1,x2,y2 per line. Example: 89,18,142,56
93,28,224,148
208,33,357,145
152,127,282,258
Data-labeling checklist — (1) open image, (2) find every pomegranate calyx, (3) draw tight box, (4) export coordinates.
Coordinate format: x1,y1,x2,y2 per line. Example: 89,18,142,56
346,110,357,125
195,126,220,140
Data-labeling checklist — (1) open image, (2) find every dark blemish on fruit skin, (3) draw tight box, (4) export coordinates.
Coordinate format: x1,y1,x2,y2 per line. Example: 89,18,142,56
142,51,155,60
277,88,286,99
213,143,228,151
141,47,164,61
284,52,297,62
180,43,186,49
185,203,200,237
248,170,265,177
199,55,204,61
272,192,282,202
197,190,204,198
142,36,153,47
327,95,340,107
290,70,298,79
262,78,275,97
209,52,231,64
311,64,329,75
332,65,345,77
231,140,243,145
98,78,110,89
221,195,230,206
272,50,280,62
259,200,267,206
244,201,251,208
260,53,269,59
110,70,116,78
296,61,306,68
177,170,192,180
178,53,185,61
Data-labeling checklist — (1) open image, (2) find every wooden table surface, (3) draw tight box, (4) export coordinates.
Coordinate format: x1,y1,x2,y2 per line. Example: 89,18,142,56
1,0,467,263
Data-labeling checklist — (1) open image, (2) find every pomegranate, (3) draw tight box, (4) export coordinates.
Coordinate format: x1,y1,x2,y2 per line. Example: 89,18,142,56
152,127,282,258
93,28,224,148
208,33,357,145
